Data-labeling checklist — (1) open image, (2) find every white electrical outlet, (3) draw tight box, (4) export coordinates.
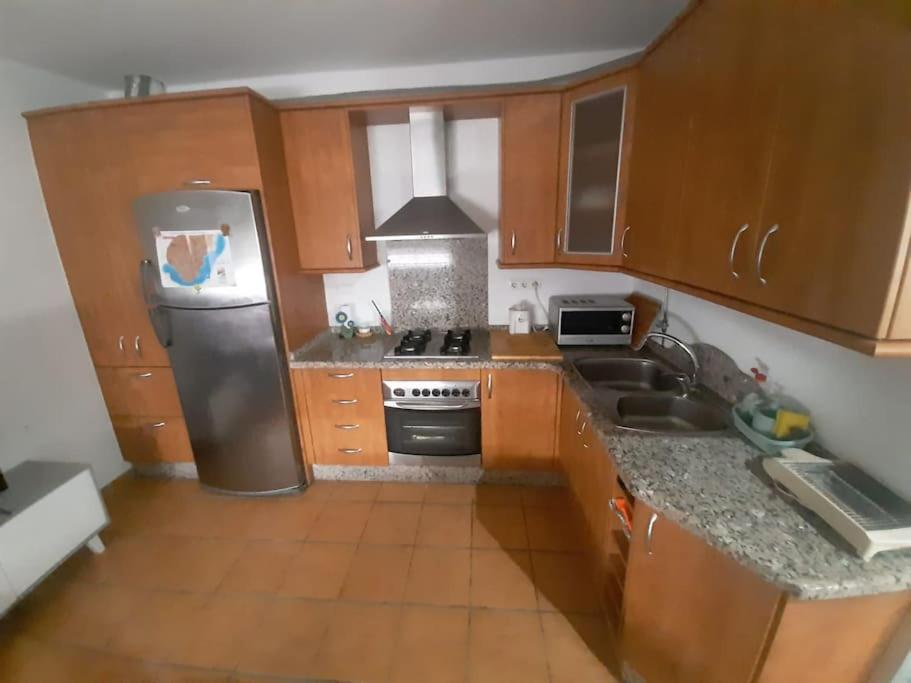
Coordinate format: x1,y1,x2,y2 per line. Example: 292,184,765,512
509,279,542,289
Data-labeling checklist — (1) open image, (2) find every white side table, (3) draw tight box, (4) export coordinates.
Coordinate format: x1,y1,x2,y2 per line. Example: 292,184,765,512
0,461,109,615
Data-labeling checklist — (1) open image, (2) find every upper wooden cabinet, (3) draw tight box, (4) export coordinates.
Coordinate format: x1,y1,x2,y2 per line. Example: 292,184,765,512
281,108,379,273
555,71,637,268
481,369,558,470
499,94,562,265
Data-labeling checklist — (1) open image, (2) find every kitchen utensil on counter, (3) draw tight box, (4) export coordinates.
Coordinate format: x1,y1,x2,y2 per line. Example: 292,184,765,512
489,330,562,361
372,300,394,336
508,305,531,334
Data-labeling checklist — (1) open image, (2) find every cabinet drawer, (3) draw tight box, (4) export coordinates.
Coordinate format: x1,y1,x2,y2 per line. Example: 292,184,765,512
97,367,182,417
309,417,388,466
303,368,382,401
111,416,193,463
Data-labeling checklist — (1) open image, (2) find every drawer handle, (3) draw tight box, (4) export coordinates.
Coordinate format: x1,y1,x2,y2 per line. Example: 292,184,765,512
134,335,142,356
338,448,363,454
328,373,354,379
118,335,125,353
185,179,212,186
646,513,659,556
135,372,153,379
576,419,586,437
332,399,359,405
334,424,360,430
148,422,166,429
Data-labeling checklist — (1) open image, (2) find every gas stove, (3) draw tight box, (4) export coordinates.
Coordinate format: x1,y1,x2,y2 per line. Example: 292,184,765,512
384,328,482,359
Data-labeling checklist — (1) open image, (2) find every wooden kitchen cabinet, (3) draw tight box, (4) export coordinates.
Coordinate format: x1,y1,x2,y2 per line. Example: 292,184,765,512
481,369,558,469
297,368,388,466
96,366,182,417
554,70,637,268
622,502,783,683
110,415,194,463
499,94,561,265
281,108,379,272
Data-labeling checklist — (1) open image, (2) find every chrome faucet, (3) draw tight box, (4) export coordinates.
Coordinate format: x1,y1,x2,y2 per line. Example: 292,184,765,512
637,332,700,388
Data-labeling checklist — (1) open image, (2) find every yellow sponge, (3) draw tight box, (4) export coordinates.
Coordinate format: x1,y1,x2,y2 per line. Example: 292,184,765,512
773,409,811,439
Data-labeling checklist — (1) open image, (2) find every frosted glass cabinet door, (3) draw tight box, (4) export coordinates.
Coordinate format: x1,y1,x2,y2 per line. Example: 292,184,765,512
563,87,627,254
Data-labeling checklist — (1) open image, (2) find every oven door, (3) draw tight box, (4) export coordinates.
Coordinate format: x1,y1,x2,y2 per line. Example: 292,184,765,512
384,401,481,466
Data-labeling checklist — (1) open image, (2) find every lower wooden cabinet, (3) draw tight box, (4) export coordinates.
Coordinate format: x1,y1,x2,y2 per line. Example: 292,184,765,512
294,368,388,466
481,369,558,470
111,416,193,463
96,366,182,417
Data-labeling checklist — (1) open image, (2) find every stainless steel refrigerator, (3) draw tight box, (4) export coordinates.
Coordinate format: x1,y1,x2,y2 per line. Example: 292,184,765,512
133,190,305,494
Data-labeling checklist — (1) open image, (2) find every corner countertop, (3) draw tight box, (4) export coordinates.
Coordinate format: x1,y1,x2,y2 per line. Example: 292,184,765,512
289,330,911,600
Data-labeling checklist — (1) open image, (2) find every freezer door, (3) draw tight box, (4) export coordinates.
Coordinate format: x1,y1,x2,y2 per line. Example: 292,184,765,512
164,304,304,494
133,190,273,309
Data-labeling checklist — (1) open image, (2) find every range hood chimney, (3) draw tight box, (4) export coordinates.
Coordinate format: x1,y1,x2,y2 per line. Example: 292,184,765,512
366,107,487,241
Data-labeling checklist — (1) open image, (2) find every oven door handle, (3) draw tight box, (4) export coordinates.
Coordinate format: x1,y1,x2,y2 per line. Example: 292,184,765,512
384,400,479,411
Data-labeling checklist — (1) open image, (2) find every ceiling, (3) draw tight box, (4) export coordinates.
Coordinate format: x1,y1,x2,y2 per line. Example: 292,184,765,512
0,0,688,89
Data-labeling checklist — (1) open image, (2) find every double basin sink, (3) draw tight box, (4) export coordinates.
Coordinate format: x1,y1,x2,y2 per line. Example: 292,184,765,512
572,356,729,435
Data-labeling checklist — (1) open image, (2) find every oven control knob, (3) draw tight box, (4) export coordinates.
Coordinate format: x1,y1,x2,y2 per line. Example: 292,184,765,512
432,388,441,397
411,389,421,397
421,389,431,397
441,388,451,397
621,325,630,333
393,388,405,397
622,312,632,322
461,389,471,398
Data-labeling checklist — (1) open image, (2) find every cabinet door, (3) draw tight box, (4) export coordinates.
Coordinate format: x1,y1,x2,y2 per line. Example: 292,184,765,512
668,0,781,296
481,369,558,469
747,2,911,337
622,503,782,683
96,366,182,416
28,110,169,367
623,20,696,279
499,94,561,265
282,109,378,272
111,415,193,463
555,71,636,267
556,383,583,480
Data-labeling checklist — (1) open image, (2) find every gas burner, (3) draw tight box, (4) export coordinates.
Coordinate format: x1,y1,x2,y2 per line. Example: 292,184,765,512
401,329,431,344
440,328,472,356
445,328,472,343
384,328,484,360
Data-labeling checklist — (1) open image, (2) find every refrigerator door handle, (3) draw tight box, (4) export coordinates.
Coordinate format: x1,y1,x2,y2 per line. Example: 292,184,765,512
140,259,172,348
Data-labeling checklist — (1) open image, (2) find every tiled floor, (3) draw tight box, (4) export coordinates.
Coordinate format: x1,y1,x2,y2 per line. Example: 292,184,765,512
0,477,619,682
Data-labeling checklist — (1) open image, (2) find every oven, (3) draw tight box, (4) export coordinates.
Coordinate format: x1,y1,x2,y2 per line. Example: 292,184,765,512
382,380,481,467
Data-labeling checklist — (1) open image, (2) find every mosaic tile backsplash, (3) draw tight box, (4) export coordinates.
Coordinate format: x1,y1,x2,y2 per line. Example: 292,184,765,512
386,238,488,329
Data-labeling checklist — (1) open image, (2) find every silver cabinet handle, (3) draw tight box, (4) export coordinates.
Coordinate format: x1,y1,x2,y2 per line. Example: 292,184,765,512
135,372,153,379
729,223,750,279
621,226,631,259
134,336,141,356
334,424,360,430
486,373,493,399
328,372,354,379
582,440,591,449
576,419,586,437
332,399,359,405
117,335,125,353
148,422,166,429
510,231,517,255
185,179,211,185
646,512,658,556
556,228,563,251
338,448,363,454
757,224,779,286
609,499,632,540
346,234,353,260
574,408,582,428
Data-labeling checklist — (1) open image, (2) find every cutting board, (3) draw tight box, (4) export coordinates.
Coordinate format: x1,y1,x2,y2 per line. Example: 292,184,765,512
489,330,563,361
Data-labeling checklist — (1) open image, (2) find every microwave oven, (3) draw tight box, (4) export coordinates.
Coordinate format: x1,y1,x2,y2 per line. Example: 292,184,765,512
548,295,635,345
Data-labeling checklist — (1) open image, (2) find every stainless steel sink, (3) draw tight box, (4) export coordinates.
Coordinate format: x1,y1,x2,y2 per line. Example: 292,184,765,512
572,357,684,392
616,394,728,434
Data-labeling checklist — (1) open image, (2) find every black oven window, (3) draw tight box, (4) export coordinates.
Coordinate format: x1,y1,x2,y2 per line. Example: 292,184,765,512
561,310,625,335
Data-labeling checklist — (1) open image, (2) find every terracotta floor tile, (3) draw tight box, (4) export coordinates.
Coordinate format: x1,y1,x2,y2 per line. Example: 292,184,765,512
328,480,382,501
472,504,529,549
341,544,414,603
525,505,584,551
377,481,427,503
0,637,162,683
362,502,422,544
160,495,258,538
522,486,572,509
311,602,401,683
541,612,619,682
417,504,472,547
244,497,324,539
234,598,333,678
425,483,476,504
470,549,538,610
475,484,525,506
468,609,549,683
391,605,469,683
108,590,210,663
404,547,471,607
278,542,356,599
532,552,601,613
175,593,268,670
301,479,338,501
307,500,373,542
16,581,142,649
156,537,246,592
219,540,299,594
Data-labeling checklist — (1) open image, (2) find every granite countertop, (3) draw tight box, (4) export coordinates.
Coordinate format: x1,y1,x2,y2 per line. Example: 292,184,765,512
290,330,911,600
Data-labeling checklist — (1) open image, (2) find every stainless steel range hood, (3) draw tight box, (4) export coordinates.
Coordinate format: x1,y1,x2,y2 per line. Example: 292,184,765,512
366,107,487,241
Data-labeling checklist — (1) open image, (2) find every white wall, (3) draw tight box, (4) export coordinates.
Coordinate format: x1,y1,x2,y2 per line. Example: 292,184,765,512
0,59,128,488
